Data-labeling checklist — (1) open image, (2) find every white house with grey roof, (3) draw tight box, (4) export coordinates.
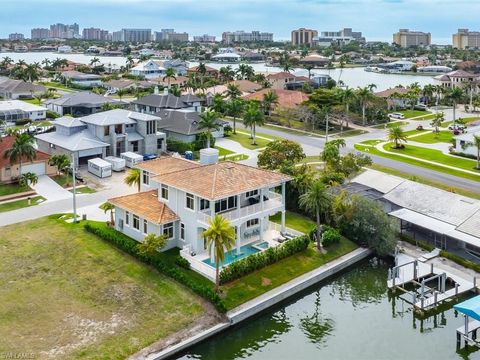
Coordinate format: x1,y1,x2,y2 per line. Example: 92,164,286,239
129,60,166,80
35,109,166,163
44,92,126,116
132,93,203,113
0,79,46,100
0,100,47,122
454,125,480,158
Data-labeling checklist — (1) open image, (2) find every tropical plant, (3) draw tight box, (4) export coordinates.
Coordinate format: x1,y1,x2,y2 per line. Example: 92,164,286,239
124,168,141,192
4,133,36,175
225,83,241,100
219,66,235,82
116,88,128,101
356,86,375,126
100,202,116,226
470,134,480,169
257,139,305,171
18,172,38,187
430,112,445,134
203,214,236,291
262,90,279,116
243,101,265,145
226,98,244,134
299,180,331,251
48,154,70,175
236,63,255,80
198,109,220,148
447,87,464,124
137,233,168,257
337,87,355,131
321,139,346,166
388,125,407,149
211,93,226,114
163,67,176,90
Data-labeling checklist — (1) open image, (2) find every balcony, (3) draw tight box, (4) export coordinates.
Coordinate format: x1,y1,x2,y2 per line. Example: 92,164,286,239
197,191,283,225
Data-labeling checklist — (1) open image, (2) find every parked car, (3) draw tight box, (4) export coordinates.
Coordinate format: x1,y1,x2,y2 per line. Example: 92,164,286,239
414,104,428,111
448,124,466,131
143,154,157,161
388,113,405,119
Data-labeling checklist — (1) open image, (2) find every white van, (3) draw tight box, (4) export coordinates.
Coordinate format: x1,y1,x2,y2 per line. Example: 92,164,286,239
88,158,112,178
388,113,405,119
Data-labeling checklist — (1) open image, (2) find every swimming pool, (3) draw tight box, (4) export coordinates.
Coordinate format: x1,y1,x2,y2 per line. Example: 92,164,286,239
202,242,269,268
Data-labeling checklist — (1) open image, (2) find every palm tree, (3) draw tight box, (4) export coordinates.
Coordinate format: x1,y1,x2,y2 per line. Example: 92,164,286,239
100,202,115,226
243,101,264,145
338,87,356,132
48,154,70,175
203,214,236,292
116,88,128,101
124,168,141,192
90,57,100,67
236,64,255,80
447,87,464,125
19,172,38,187
211,94,226,114
356,86,374,126
388,125,407,149
219,66,235,82
430,112,445,134
226,98,244,134
125,55,134,71
304,64,315,79
163,67,176,91
197,62,207,86
4,133,36,175
470,134,480,170
299,180,331,251
198,109,220,148
225,83,241,100
262,90,279,116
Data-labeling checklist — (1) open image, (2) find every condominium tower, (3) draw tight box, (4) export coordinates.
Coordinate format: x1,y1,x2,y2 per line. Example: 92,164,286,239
453,29,480,49
393,29,431,48
291,28,318,47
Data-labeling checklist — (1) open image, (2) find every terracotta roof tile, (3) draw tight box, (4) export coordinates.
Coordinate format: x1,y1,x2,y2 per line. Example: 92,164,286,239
0,136,50,168
243,89,308,108
109,190,178,225
135,156,201,175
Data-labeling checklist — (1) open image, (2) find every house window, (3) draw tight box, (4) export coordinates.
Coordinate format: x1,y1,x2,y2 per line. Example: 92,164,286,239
161,185,169,200
215,196,237,213
143,171,149,185
115,124,123,134
180,223,185,240
247,218,259,228
157,138,164,150
143,219,148,234
163,222,174,239
200,198,210,210
132,141,139,152
133,215,140,230
246,190,259,198
5,167,11,177
186,193,194,210
146,120,156,135
49,143,56,149
125,211,130,226
104,126,110,136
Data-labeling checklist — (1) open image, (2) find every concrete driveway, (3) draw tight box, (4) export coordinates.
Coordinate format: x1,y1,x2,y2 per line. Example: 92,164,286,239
31,175,72,202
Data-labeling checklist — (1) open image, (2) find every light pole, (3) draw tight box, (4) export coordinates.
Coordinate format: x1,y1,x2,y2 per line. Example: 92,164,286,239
71,153,77,223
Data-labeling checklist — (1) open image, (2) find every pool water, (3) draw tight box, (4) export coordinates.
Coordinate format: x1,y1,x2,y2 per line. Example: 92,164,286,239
203,242,268,268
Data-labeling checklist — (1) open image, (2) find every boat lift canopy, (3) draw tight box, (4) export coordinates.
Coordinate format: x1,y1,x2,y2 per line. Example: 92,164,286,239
454,296,480,322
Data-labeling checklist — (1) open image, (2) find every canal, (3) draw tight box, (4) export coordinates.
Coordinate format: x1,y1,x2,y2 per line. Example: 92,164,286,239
177,258,477,360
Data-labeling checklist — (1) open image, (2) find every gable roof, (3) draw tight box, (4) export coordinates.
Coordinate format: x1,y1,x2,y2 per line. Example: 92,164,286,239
0,79,45,94
0,136,50,168
267,72,296,80
136,155,201,175
156,109,204,135
79,109,159,126
109,190,179,225
153,161,291,200
132,94,191,109
35,129,109,151
44,92,124,107
375,87,410,98
243,89,308,108
231,80,262,93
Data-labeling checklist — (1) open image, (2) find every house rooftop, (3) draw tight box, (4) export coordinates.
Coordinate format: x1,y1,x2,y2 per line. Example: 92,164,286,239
0,79,45,93
61,71,102,80
136,155,200,175
132,93,200,109
153,161,291,200
0,136,50,168
375,87,410,98
35,129,109,151
109,190,179,225
0,100,47,112
243,89,308,108
44,92,123,107
79,109,159,126
156,109,205,136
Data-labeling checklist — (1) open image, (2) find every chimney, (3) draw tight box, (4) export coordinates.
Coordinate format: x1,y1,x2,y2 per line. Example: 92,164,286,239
163,87,169,96
154,86,159,95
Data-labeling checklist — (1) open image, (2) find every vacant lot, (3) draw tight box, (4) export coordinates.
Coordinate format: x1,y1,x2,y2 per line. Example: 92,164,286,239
0,217,209,359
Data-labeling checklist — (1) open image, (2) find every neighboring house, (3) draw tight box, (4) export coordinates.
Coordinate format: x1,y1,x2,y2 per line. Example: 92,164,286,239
129,60,166,80
454,125,480,157
242,52,265,62
0,79,46,100
0,136,56,184
132,93,203,113
102,79,152,93
231,80,262,94
154,76,189,88
211,52,241,62
297,55,330,67
375,87,410,109
60,71,103,87
156,109,225,143
161,59,188,76
434,70,480,91
243,88,309,109
187,65,219,78
44,92,126,116
35,109,166,163
0,100,47,122
109,156,291,279
267,72,297,90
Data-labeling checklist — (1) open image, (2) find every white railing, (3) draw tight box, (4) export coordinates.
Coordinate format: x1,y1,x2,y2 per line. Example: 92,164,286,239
268,221,304,237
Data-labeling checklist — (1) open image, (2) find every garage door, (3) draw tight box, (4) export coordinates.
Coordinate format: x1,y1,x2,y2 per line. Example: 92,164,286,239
21,162,46,175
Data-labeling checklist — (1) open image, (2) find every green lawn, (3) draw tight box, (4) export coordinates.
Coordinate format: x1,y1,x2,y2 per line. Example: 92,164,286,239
226,130,277,149
409,130,454,144
51,174,78,188
0,217,207,359
441,117,480,128
399,110,431,119
70,186,96,194
371,121,409,129
335,129,368,137
404,129,426,137
0,196,45,213
270,210,316,233
222,238,358,309
215,146,234,156
0,183,30,196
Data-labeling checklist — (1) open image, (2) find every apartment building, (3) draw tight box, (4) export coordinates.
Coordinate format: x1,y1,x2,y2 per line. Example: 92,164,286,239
291,28,318,47
154,29,189,42
453,29,480,49
49,23,79,39
222,30,273,44
393,29,431,48
316,28,365,47
82,27,110,41
116,28,151,43
8,33,24,41
193,34,216,43
31,28,50,40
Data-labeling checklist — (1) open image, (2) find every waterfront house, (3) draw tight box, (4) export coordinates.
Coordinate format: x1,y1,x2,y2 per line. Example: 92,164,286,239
133,92,203,113
103,79,152,94
60,71,103,87
44,92,126,116
375,87,410,110
453,125,480,157
129,60,166,80
243,88,308,109
434,70,480,91
0,79,45,100
35,109,166,164
109,155,292,280
0,100,47,122
187,65,219,78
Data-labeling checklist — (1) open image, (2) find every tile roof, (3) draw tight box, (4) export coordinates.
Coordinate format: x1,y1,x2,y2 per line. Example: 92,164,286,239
0,136,50,168
375,87,410,98
132,94,190,109
136,155,200,175
44,92,123,107
156,109,204,135
243,89,308,108
231,80,262,93
153,161,291,200
109,190,179,225
0,79,45,94
267,71,296,80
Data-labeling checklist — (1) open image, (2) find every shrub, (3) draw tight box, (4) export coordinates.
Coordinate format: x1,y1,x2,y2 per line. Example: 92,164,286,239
46,110,60,119
15,118,30,126
193,133,215,151
167,138,194,154
84,222,226,312
322,228,341,247
175,255,191,269
219,235,310,284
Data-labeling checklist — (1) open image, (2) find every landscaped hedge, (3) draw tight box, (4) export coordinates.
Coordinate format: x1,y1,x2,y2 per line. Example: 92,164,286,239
219,235,310,284
84,222,226,313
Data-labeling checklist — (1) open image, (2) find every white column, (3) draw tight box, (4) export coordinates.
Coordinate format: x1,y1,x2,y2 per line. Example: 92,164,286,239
260,217,264,242
281,210,286,234
281,182,286,206
281,182,286,234
261,188,265,211
236,194,241,218
210,200,215,218
236,225,241,255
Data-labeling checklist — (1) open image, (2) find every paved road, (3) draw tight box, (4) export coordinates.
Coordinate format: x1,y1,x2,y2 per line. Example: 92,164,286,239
31,175,72,202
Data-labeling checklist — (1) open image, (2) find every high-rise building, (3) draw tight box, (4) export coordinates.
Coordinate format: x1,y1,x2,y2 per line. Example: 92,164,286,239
291,28,318,47
453,29,480,49
316,28,365,47
193,34,216,43
222,30,273,44
393,29,431,48
120,28,151,42
82,27,110,41
8,33,25,41
31,28,50,40
154,29,188,42
49,23,80,39
112,31,123,42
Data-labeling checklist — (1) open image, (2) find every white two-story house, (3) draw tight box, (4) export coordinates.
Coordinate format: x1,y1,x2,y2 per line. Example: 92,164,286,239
109,156,293,280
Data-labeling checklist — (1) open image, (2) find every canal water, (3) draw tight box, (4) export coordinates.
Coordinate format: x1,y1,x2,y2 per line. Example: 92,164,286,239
177,258,478,360
1,52,434,91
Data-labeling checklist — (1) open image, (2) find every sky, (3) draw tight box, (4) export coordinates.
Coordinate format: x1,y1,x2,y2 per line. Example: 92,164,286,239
1,0,480,44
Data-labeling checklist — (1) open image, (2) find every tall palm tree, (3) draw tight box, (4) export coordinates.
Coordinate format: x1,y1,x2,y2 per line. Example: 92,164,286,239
116,88,128,101
203,214,236,291
470,134,480,170
243,101,264,145
388,125,407,149
338,87,356,132
124,168,141,192
262,90,279,116
198,109,220,148
447,87,464,125
163,67,176,91
90,57,100,67
211,94,226,114
4,133,36,175
226,83,241,100
100,202,115,226
219,66,235,82
299,180,331,251
356,86,374,126
227,98,244,134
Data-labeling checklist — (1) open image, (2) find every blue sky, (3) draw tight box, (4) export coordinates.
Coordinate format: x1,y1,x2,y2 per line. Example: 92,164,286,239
1,0,480,44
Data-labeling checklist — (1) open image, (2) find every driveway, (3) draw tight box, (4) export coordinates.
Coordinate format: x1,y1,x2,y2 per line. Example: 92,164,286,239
31,175,72,202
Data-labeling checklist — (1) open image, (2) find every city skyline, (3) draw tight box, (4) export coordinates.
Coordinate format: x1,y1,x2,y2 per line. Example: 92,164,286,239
2,0,480,44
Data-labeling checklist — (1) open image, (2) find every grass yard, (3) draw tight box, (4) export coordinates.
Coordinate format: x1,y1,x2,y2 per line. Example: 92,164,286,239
335,129,368,137
0,183,30,196
398,110,431,119
0,217,208,359
270,210,316,234
51,174,80,188
226,130,277,150
215,146,234,156
0,195,45,212
409,130,454,144
441,117,480,128
70,186,96,194
371,121,409,129
221,238,358,309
